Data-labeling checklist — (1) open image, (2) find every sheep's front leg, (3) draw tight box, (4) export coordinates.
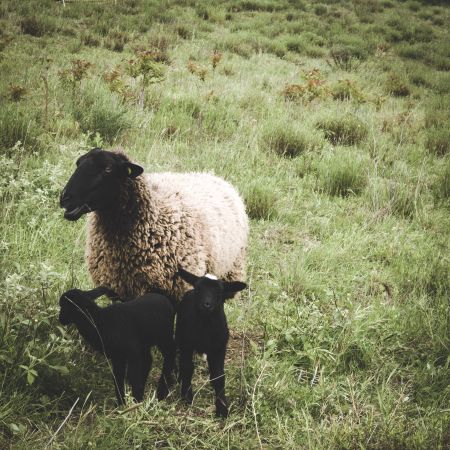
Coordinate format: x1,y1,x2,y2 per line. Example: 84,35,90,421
127,353,145,403
179,348,194,405
157,340,176,400
111,357,126,406
207,349,228,418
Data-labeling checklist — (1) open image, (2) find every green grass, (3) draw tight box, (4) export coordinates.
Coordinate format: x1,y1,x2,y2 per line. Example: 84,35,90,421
0,0,449,448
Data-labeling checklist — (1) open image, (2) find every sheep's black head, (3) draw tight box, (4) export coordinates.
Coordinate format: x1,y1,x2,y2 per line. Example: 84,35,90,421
177,267,247,314
60,148,143,221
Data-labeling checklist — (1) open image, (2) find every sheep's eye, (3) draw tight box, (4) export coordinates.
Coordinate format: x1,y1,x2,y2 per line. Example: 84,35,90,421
104,166,113,174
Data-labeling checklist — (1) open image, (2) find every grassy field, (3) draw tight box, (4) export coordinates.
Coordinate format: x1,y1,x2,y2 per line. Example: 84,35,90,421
0,0,449,448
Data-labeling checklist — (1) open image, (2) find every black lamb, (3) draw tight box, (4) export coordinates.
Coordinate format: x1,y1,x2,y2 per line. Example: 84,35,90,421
59,287,176,405
175,268,247,418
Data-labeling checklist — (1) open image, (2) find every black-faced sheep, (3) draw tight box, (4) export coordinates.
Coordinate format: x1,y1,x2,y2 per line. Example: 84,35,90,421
59,148,248,301
59,287,176,405
175,268,247,418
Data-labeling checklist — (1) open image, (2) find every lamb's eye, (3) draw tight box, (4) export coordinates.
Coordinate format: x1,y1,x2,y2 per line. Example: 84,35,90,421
104,166,113,174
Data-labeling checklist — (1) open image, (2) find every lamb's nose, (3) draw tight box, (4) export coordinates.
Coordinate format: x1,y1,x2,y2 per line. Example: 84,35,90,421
204,301,211,309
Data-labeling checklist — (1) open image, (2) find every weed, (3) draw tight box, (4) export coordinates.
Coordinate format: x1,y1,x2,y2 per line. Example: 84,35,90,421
328,44,366,70
317,114,368,146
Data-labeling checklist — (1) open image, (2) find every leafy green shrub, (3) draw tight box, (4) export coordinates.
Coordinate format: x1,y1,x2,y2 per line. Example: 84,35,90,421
71,80,132,143
244,183,278,220
314,4,327,15
262,124,322,158
317,114,368,146
316,149,368,196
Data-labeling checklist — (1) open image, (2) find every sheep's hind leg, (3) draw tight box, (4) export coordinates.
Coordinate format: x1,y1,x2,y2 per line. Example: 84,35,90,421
179,349,194,405
207,349,228,418
156,340,176,400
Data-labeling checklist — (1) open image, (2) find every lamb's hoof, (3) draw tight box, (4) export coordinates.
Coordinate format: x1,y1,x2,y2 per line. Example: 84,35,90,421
215,399,228,418
157,383,169,400
182,391,193,405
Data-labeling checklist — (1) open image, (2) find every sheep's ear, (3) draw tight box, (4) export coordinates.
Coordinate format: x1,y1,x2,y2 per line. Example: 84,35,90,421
123,162,144,179
223,281,247,299
177,267,199,286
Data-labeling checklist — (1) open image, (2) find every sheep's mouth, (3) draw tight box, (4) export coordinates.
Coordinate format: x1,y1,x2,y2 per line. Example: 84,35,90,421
63,204,91,221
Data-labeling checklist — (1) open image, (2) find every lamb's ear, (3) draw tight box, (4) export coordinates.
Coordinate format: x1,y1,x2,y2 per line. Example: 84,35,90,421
223,281,247,299
123,162,144,179
177,267,200,286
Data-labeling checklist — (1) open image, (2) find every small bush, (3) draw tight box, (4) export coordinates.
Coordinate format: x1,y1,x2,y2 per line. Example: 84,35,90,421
329,45,367,70
81,32,101,48
317,114,368,146
426,129,450,157
314,4,328,15
71,80,132,143
316,149,368,197
104,30,129,52
433,159,450,202
0,104,39,150
331,79,365,102
244,183,278,220
385,73,411,97
20,15,55,37
262,124,322,158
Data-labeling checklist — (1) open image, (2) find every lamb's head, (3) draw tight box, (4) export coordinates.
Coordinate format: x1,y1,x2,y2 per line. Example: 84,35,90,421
59,289,94,325
177,267,247,314
60,148,143,221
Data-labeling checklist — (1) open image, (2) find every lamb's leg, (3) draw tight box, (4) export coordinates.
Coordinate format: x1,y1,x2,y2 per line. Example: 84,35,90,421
179,348,194,405
156,340,176,400
207,349,228,418
111,357,126,406
141,350,153,389
127,353,145,403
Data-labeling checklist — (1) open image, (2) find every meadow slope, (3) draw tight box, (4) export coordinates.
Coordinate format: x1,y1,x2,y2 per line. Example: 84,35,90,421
0,0,449,448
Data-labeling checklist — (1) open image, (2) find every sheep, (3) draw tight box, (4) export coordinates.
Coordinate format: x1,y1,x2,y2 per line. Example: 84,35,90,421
175,267,247,418
59,287,176,405
59,148,248,302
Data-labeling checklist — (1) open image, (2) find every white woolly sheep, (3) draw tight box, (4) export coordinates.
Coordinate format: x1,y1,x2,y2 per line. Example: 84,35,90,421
60,148,248,301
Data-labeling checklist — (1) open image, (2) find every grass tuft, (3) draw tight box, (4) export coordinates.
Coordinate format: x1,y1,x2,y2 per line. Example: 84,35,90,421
316,149,368,196
262,123,322,158
317,114,368,146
